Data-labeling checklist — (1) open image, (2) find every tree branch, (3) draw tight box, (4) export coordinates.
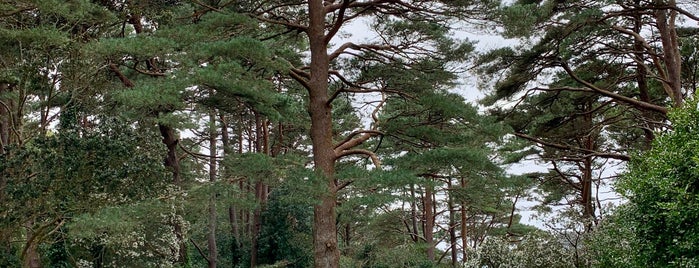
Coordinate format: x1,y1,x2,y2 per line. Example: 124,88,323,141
108,63,135,88
514,132,630,161
288,69,310,90
337,149,381,168
324,0,349,44
559,61,668,114
254,15,307,33
189,238,211,263
334,130,383,151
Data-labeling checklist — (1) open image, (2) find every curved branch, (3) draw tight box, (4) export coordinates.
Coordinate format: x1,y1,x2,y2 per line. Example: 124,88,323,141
254,15,308,33
514,132,630,161
334,130,383,151
559,61,668,114
288,69,310,90
337,149,381,168
324,0,349,44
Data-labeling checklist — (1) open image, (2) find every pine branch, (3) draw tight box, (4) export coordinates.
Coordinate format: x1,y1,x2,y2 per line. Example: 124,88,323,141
559,61,668,114
513,132,630,161
189,238,211,263
336,149,381,168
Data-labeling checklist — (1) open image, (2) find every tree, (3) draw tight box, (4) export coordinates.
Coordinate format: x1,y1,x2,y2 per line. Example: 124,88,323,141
248,1,499,266
616,98,699,266
478,0,699,232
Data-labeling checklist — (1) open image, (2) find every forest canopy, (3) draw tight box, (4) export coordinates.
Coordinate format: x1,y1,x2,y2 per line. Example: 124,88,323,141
0,1,698,268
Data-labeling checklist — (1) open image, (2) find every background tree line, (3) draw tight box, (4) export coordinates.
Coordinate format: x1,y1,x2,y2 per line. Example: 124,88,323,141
0,0,697,267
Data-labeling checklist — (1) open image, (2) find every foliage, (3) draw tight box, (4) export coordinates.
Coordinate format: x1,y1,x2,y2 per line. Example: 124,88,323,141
583,205,640,268
615,98,699,266
464,234,575,268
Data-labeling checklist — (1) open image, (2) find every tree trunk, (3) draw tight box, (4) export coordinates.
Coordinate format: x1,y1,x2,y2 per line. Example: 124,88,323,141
250,112,269,267
22,220,40,268
581,102,595,231
447,180,457,267
221,115,241,264
424,184,435,262
460,178,468,262
0,83,9,155
410,185,419,242
633,2,656,146
307,1,340,267
207,109,218,268
654,0,683,106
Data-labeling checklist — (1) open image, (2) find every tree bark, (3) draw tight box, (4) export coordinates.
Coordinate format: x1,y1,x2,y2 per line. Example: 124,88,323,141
307,1,340,267
447,180,457,267
423,184,435,262
207,109,218,268
22,220,40,268
460,177,468,262
633,1,656,146
221,115,241,264
654,0,683,106
581,101,595,231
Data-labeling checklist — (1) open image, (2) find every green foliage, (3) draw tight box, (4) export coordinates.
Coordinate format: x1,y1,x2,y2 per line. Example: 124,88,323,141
584,205,640,268
616,98,699,266
257,184,313,268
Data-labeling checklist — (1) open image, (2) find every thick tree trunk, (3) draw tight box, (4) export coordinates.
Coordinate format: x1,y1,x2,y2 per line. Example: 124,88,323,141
250,112,269,267
155,89,186,266
654,0,683,106
307,1,340,267
22,220,40,268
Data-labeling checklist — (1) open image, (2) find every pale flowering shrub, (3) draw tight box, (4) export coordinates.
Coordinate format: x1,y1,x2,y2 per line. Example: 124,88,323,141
463,235,575,268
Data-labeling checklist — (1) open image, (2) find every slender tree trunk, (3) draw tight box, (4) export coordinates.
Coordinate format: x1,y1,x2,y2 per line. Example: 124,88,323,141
581,103,595,231
221,116,241,264
250,112,268,267
0,83,10,155
447,180,457,267
460,177,468,262
410,185,419,242
207,109,218,268
423,184,435,262
633,2,655,146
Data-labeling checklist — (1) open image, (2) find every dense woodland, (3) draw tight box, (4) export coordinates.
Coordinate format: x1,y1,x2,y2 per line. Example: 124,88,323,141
1,0,698,267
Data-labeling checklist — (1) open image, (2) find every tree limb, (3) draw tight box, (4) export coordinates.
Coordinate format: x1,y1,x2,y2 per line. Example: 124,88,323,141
514,132,630,161
559,61,668,114
324,0,349,44
189,238,211,263
337,149,381,168
334,130,383,151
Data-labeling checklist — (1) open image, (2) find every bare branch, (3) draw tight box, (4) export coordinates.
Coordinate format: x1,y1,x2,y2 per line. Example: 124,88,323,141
328,42,395,61
189,238,211,263
324,0,349,44
337,149,381,168
108,63,135,88
334,130,383,151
